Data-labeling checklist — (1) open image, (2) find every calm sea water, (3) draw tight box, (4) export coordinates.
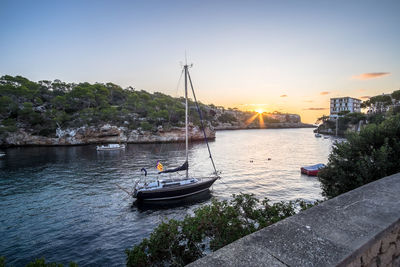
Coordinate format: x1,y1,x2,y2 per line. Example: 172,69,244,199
0,128,336,266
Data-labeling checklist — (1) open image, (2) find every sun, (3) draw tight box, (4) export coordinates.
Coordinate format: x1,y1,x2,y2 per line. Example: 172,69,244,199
256,109,264,114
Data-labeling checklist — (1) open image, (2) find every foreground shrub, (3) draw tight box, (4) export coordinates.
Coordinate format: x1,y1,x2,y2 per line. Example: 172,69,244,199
318,114,400,198
126,193,319,266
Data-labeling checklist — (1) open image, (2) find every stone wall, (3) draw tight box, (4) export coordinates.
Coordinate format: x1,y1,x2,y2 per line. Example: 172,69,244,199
189,173,400,267
344,222,400,267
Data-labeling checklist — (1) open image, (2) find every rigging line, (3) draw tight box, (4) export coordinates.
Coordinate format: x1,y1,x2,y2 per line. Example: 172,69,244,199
160,69,184,156
115,183,134,196
187,69,219,177
218,177,233,190
159,68,185,157
175,68,185,98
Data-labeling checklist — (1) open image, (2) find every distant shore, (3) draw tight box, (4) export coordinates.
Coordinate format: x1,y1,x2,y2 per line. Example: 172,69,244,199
0,123,315,148
214,122,316,130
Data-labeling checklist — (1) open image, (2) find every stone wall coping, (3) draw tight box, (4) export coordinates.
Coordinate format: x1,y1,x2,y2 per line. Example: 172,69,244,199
188,173,400,266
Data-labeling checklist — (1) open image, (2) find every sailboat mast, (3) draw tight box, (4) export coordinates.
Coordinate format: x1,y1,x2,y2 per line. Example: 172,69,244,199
184,64,189,179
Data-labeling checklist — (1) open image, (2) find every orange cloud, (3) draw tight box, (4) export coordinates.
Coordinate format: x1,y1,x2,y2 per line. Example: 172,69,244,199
303,107,328,110
280,94,288,97
360,96,371,99
352,72,390,80
320,91,330,95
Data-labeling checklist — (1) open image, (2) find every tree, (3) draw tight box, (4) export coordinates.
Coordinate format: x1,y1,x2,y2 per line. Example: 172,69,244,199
343,112,366,124
106,83,126,105
52,95,69,111
318,114,400,198
68,84,96,110
140,121,153,131
368,94,392,113
218,113,237,123
391,89,400,101
316,115,329,124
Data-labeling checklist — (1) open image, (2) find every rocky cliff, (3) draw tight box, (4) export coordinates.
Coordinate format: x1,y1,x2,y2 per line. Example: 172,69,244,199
214,122,315,130
314,118,364,136
0,124,215,147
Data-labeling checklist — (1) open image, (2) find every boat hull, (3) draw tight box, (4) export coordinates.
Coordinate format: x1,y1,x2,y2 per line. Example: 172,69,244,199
301,168,320,176
96,145,125,151
135,177,218,201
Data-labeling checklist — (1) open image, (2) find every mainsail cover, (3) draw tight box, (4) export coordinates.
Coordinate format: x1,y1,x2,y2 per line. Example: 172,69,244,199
158,161,188,174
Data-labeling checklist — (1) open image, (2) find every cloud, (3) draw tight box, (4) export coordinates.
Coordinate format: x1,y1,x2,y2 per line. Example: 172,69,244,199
280,94,288,97
303,107,328,111
360,96,371,99
304,100,313,103
320,91,330,95
352,72,391,80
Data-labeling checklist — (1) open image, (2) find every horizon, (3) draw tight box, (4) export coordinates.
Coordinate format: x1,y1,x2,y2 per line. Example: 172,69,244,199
1,0,399,123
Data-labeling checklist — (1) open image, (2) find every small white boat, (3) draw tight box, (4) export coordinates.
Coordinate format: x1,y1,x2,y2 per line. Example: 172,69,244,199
315,133,322,138
0,152,5,157
96,144,126,151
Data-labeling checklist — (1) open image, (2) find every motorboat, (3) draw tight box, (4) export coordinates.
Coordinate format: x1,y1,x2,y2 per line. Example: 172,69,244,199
96,144,125,151
301,163,325,176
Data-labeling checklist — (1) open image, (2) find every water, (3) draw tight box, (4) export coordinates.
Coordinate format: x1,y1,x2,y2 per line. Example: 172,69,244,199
0,128,335,266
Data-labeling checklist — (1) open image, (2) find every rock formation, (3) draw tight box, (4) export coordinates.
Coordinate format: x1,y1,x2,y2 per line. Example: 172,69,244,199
1,124,215,147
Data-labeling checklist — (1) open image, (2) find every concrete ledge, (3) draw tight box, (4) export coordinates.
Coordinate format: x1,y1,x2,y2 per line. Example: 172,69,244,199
188,173,400,266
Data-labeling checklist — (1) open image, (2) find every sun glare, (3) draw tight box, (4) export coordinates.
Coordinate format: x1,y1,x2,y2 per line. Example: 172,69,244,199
256,109,263,114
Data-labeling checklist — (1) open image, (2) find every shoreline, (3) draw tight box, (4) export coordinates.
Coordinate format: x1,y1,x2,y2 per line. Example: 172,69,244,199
0,125,315,148
215,123,316,131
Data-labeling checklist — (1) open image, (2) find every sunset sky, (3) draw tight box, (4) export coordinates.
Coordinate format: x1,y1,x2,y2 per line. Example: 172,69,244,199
1,0,399,123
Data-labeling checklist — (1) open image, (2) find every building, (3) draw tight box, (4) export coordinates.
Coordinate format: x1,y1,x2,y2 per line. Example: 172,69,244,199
330,97,361,118
366,93,394,114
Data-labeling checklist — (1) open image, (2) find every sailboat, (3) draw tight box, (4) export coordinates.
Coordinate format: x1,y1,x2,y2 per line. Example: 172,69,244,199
133,64,220,201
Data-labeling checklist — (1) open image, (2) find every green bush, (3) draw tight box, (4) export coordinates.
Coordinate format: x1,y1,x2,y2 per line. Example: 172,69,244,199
343,112,366,124
139,121,153,131
126,193,319,266
318,114,400,198
217,113,237,123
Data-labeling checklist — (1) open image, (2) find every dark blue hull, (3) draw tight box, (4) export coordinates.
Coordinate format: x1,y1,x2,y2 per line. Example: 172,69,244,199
135,177,218,201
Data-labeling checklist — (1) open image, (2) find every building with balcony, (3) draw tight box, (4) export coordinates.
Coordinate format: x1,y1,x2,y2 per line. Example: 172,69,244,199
330,97,361,118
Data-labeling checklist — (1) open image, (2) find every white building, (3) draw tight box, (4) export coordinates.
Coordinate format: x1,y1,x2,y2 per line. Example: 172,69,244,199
330,97,361,118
